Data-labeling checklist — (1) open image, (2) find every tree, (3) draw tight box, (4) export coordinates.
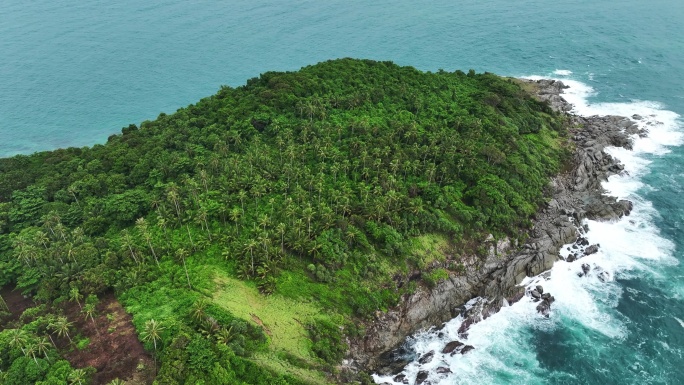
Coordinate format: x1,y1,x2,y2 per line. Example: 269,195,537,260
7,329,28,355
35,336,51,362
83,303,98,334
69,286,83,310
120,229,139,264
175,248,192,289
49,316,74,344
68,368,88,385
142,319,164,354
136,217,159,266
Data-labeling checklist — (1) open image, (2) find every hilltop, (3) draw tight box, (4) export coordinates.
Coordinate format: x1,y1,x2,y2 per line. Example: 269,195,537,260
0,59,568,384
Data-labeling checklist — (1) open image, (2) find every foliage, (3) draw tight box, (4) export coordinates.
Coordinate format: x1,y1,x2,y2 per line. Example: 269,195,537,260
0,59,568,383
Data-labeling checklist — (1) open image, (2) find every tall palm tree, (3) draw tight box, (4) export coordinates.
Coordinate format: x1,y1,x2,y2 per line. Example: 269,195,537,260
49,316,74,344
35,337,51,362
83,303,98,334
175,248,192,289
68,368,87,385
69,287,83,310
24,341,39,365
7,329,27,354
136,217,159,266
142,319,164,354
191,299,208,322
120,229,139,265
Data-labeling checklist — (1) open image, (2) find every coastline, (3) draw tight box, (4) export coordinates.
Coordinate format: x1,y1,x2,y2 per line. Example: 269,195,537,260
349,78,643,377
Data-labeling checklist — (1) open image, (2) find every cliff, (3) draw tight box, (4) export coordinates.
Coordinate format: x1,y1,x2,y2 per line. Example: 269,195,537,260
349,79,642,374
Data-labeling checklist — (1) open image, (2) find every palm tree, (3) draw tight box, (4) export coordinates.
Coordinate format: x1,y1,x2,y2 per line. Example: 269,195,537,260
68,368,87,385
243,240,257,276
69,286,83,310
107,379,126,385
276,223,286,253
24,341,39,365
49,316,74,344
142,319,164,354
191,299,208,322
35,337,51,362
136,218,159,266
120,229,139,264
229,207,241,235
175,248,192,289
83,303,98,334
7,329,27,354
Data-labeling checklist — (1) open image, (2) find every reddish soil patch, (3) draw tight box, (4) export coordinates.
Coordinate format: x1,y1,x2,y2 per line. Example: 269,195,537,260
0,286,36,327
59,292,155,385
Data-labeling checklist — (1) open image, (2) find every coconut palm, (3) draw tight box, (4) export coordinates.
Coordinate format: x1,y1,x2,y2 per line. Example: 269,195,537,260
69,286,83,310
141,319,164,353
191,299,208,322
136,217,159,266
68,368,87,385
175,248,192,289
83,303,98,334
49,316,74,344
35,336,51,362
7,329,27,354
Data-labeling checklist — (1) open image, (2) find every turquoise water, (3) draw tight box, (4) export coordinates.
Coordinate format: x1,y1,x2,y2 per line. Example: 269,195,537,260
2,0,684,383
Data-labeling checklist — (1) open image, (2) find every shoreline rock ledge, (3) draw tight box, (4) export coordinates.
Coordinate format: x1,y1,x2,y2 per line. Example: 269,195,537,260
346,78,641,375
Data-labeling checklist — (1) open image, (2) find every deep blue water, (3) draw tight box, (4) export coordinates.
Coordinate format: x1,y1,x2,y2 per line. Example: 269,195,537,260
1,1,683,384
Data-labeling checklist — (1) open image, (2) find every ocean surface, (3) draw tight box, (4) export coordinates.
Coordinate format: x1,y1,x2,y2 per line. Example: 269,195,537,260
1,0,683,384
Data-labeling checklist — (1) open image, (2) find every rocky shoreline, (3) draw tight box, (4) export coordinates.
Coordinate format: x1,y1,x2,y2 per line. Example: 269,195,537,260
346,79,646,379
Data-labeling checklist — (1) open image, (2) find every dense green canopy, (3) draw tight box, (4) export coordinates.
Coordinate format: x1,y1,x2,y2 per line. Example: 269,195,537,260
0,59,567,384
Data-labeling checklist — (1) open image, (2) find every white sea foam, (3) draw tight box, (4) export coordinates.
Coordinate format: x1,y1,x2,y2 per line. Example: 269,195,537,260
374,78,682,385
553,69,573,76
675,317,684,329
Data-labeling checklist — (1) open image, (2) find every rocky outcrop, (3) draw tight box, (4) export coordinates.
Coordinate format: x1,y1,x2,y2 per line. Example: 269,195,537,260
346,78,639,374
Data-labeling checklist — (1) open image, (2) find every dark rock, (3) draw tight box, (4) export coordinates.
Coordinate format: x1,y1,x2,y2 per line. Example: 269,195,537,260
584,245,599,255
530,289,541,299
376,360,409,376
416,371,429,385
566,254,577,262
507,290,525,305
442,341,465,354
582,263,591,275
436,367,452,374
632,114,643,120
393,374,409,384
541,292,551,300
535,285,544,294
547,296,555,304
536,301,551,317
461,345,475,354
418,350,435,364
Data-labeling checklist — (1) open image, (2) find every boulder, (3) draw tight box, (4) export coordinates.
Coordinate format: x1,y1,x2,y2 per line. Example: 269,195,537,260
536,285,544,294
393,374,409,384
584,245,599,255
442,341,464,354
416,371,429,385
530,289,541,299
461,345,475,354
418,350,434,364
436,367,452,374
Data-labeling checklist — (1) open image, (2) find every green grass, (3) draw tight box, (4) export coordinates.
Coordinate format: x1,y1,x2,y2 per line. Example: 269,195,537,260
211,271,333,383
408,233,449,269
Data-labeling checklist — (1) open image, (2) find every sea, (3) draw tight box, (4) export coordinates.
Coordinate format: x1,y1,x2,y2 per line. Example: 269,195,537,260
1,1,683,384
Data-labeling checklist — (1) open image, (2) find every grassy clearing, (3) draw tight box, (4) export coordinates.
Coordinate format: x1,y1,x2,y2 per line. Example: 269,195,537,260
408,233,449,269
212,272,332,383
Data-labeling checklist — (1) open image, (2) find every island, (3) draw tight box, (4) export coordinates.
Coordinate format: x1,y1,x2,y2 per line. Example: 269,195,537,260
0,59,635,384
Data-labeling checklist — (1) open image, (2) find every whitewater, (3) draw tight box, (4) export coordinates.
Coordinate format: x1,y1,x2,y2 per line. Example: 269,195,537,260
374,77,683,385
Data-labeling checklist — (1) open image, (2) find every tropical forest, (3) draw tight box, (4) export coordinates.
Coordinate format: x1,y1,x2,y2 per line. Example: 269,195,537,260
0,59,568,384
